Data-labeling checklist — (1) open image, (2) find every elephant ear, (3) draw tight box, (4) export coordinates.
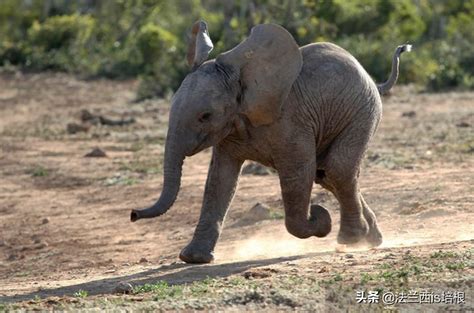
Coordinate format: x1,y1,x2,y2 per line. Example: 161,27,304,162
187,20,214,69
217,24,302,127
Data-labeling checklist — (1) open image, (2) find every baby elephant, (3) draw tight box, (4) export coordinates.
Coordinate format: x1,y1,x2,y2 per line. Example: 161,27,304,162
131,21,410,263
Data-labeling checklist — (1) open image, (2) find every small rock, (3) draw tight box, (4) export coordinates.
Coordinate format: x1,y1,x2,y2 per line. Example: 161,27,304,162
80,109,100,125
81,109,95,121
401,111,416,118
99,115,135,126
317,266,328,273
115,282,133,294
383,253,396,259
139,257,149,264
345,253,354,259
367,153,380,162
7,254,17,261
7,254,24,261
45,297,60,304
456,121,470,128
248,203,271,220
243,268,276,279
36,241,49,249
67,123,90,134
0,240,6,247
233,203,271,227
42,218,50,224
84,147,107,158
241,162,274,175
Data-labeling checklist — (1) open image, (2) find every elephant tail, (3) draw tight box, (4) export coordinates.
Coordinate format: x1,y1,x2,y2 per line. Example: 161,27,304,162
377,44,412,95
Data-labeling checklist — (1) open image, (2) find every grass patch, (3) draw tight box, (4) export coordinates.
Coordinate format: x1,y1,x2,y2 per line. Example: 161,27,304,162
133,281,183,300
333,273,343,281
119,158,163,175
445,262,467,271
104,175,140,186
73,290,88,298
321,273,344,285
359,250,471,287
365,151,415,169
430,250,459,259
269,209,284,220
360,273,376,285
30,166,49,177
129,142,145,152
132,278,217,300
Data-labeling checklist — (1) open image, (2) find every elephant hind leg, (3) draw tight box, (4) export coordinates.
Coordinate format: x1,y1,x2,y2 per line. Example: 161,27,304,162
317,126,381,246
316,176,368,244
360,194,383,247
331,178,370,245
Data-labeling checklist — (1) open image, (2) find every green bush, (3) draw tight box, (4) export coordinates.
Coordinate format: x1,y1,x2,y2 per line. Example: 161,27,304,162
427,41,474,91
135,23,182,98
137,23,177,65
26,14,95,72
0,41,27,66
0,0,472,95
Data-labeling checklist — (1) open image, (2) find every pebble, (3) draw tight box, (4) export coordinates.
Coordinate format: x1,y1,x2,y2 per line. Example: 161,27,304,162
383,253,396,259
36,241,49,249
115,281,133,294
456,121,470,128
241,162,273,175
84,147,107,158
67,123,90,134
42,218,50,224
401,111,416,118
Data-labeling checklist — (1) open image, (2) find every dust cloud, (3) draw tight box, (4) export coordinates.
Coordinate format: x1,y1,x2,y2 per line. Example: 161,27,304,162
218,229,337,262
217,223,474,263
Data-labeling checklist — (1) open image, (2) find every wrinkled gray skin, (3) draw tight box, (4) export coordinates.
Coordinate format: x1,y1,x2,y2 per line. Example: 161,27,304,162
131,23,410,263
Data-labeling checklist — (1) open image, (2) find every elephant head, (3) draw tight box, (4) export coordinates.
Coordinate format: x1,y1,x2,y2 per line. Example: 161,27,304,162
131,20,302,222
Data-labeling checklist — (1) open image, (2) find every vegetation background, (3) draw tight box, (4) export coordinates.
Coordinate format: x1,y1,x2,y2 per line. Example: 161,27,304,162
0,0,473,99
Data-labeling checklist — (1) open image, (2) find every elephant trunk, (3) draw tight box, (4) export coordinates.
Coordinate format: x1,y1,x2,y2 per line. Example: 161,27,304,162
130,132,184,222
377,44,412,95
285,204,332,239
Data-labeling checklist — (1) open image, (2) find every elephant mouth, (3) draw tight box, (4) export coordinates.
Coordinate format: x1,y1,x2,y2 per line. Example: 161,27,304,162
187,134,211,156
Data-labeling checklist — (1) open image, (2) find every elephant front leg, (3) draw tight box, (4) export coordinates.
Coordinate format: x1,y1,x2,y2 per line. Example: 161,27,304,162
179,147,243,264
279,161,332,239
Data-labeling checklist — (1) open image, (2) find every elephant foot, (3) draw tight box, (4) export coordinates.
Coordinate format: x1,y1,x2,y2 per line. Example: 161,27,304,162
179,243,214,264
337,217,369,245
365,224,383,248
309,204,332,237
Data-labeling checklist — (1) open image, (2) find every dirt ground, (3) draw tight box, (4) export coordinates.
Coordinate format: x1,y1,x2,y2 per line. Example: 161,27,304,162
0,72,472,311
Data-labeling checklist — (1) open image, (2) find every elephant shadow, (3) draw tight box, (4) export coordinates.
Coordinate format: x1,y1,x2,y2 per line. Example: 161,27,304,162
1,251,331,303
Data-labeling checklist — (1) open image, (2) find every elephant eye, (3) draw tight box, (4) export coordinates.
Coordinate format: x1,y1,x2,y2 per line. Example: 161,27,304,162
198,112,212,123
